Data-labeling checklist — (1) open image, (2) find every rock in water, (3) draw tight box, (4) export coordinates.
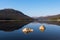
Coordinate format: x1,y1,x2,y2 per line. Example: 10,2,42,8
39,25,45,32
22,28,33,34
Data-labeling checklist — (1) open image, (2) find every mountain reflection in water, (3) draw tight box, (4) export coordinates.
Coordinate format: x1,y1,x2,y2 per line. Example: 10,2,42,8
0,21,31,32
38,21,60,26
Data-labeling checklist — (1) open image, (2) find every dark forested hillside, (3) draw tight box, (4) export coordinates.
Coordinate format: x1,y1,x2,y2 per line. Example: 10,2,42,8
0,9,33,21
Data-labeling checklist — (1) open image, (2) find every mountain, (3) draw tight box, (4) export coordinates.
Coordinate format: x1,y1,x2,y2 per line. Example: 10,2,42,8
35,14,60,21
0,9,33,21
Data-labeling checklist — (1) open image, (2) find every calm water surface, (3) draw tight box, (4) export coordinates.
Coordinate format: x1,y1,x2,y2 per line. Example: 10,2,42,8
0,22,60,40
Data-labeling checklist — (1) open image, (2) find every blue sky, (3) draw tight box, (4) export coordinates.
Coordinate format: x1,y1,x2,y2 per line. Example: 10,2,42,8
0,0,60,17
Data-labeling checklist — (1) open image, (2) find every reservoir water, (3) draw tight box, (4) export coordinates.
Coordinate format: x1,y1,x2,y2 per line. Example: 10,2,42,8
0,22,60,40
